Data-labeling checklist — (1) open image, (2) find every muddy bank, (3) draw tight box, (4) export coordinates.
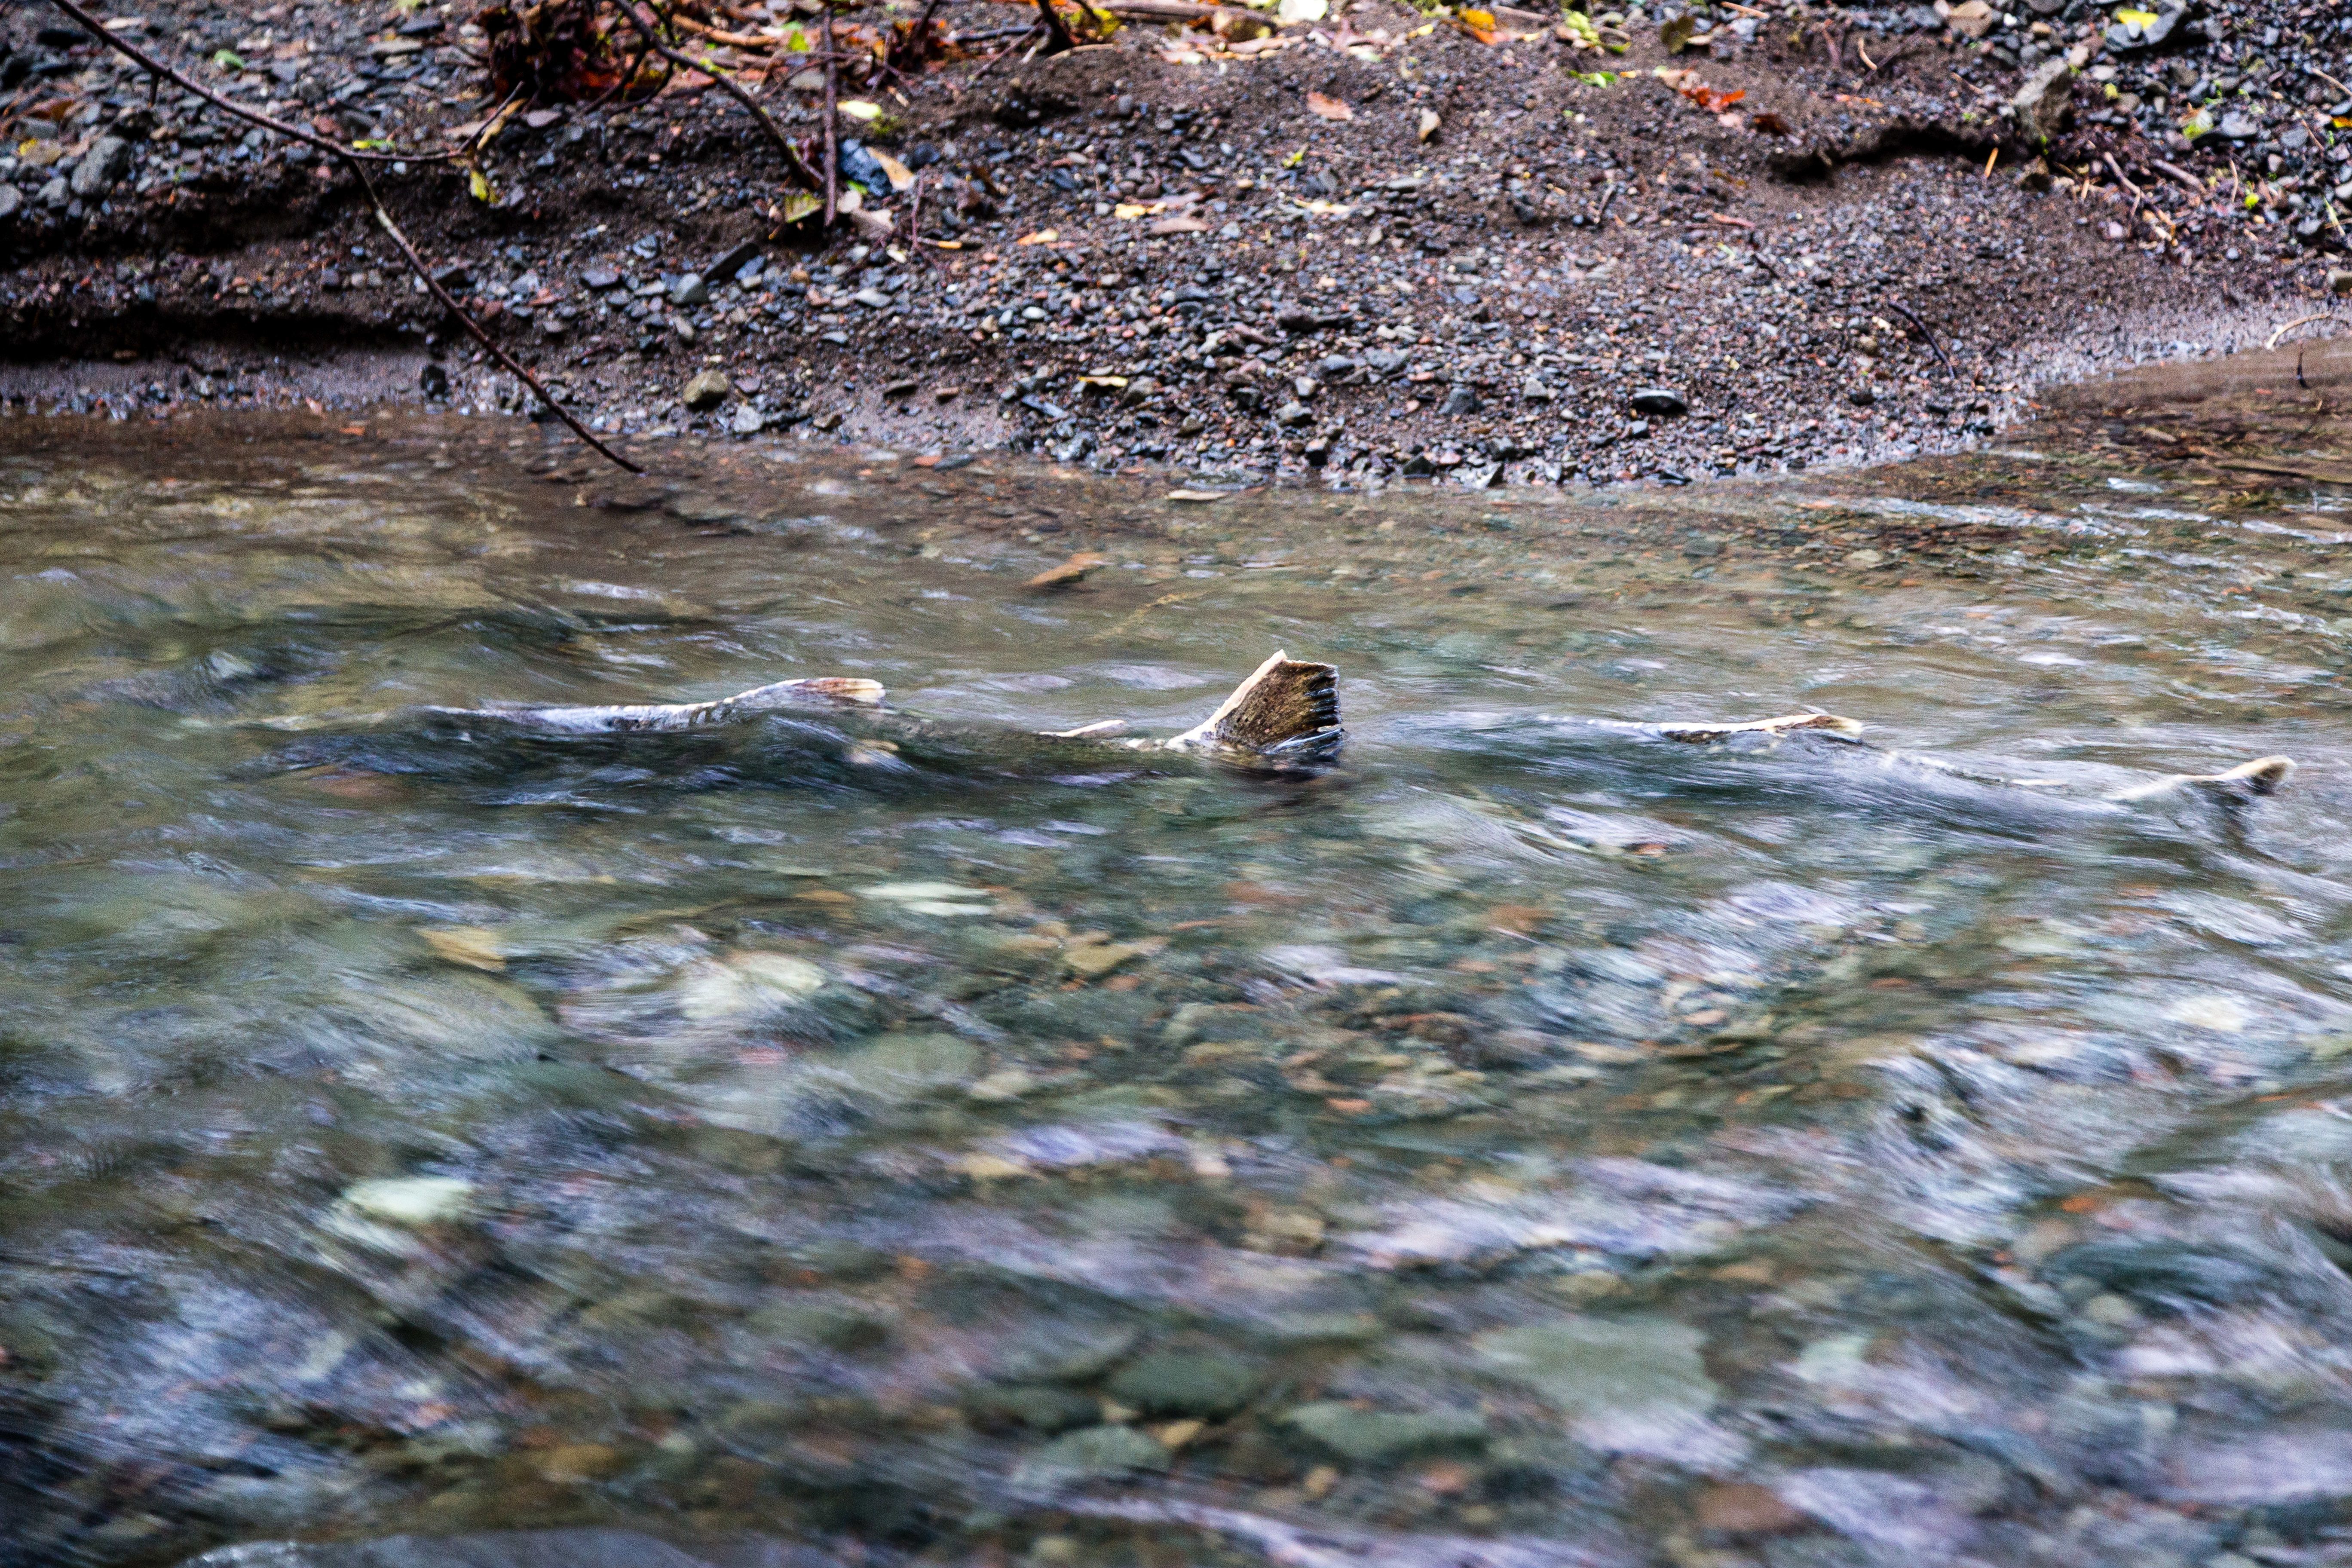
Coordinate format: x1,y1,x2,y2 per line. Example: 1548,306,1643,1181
0,0,2347,484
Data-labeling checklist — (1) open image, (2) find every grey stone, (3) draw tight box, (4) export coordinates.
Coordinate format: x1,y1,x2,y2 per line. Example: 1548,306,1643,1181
729,404,765,436
38,175,69,210
1363,348,1410,377
0,184,18,220
1108,1349,1259,1417
581,267,622,291
669,272,708,306
69,136,131,199
2216,113,2260,141
1629,386,1687,417
682,370,732,412
853,288,893,309
1520,374,1554,402
2012,58,2074,144
1282,1402,1488,1464
1474,1316,1726,1461
1275,401,1314,427
1013,1423,1171,1485
1438,384,1482,416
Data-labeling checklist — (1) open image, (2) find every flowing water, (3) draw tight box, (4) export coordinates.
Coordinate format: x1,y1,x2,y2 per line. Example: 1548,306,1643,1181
3,383,2352,1568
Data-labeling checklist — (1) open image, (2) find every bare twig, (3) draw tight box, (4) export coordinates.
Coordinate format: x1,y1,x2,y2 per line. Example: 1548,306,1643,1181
822,3,842,226
2266,314,2341,351
621,3,823,191
961,24,1044,88
37,0,641,473
1887,297,1956,378
2148,158,2208,197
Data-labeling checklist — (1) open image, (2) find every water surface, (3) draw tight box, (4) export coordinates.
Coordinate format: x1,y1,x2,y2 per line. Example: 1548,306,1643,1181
4,395,2352,1568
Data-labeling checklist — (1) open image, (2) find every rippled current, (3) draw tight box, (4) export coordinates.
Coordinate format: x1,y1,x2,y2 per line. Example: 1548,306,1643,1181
5,391,2352,1568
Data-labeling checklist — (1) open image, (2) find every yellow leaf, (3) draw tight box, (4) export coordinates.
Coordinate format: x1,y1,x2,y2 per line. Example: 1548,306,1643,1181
468,168,493,202
2113,6,2157,22
1461,7,1496,27
1292,198,1353,216
871,149,916,191
1017,229,1060,245
838,99,882,121
781,190,823,224
1114,202,1156,219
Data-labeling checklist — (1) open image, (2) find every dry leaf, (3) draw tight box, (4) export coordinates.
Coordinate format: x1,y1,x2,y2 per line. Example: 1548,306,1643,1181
1016,228,1060,245
1026,552,1109,589
837,98,882,120
1166,490,1229,502
1417,107,1441,141
1307,91,1354,121
870,149,915,191
1150,214,1210,234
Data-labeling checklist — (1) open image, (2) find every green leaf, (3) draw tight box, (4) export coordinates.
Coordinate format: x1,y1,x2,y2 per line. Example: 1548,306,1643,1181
1282,144,1306,168
781,190,824,224
212,49,245,70
352,137,393,150
468,168,495,202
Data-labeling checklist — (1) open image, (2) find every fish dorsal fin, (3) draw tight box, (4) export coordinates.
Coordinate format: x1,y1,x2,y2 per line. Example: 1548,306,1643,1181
1655,713,1864,743
2107,754,2297,803
1163,650,1341,757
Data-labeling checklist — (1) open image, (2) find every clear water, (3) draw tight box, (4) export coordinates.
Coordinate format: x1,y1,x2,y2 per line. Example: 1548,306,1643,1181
5,406,2352,1568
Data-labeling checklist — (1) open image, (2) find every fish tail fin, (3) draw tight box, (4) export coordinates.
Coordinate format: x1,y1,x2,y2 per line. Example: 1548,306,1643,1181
1165,651,1342,760
2109,754,2297,803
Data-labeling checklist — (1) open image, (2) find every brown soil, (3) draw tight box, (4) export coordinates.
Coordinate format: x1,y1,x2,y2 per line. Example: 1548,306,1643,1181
0,0,2345,487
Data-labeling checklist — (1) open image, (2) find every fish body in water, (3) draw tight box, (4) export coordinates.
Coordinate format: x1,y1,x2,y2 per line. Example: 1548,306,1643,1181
266,652,1342,789
1568,710,2294,814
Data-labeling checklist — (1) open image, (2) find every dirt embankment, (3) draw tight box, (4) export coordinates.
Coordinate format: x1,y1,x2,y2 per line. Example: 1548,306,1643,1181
0,0,2346,486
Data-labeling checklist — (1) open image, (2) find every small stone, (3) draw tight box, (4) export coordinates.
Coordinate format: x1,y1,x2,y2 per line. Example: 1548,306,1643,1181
1847,386,1877,407
1014,1424,1172,1484
582,266,622,291
0,185,20,221
419,362,450,401
669,272,709,306
2328,269,2352,297
730,404,765,436
2011,58,2074,143
854,288,894,309
69,136,131,199
682,369,733,412
1109,1349,1259,1418
2216,113,2259,141
964,1385,1100,1435
1520,374,1553,402
1843,548,1885,568
1695,1482,1810,1536
38,176,69,210
677,950,823,1021
1275,401,1315,428
341,1176,474,1226
1437,385,1482,416
1282,1402,1487,1464
1629,386,1687,417
1066,940,1150,978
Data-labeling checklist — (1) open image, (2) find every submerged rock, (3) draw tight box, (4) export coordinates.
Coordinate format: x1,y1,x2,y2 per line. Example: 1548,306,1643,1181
1109,1349,1260,1418
1282,1401,1487,1463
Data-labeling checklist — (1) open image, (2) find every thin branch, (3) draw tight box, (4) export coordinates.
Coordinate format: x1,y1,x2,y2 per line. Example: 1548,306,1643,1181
822,3,842,226
1886,297,1956,379
38,0,642,473
621,3,823,191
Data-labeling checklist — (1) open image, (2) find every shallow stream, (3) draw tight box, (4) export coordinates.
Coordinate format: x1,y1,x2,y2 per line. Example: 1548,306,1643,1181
4,387,2352,1568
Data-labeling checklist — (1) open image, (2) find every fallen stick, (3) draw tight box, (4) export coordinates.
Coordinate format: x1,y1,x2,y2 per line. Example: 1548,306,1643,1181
622,4,824,192
1886,297,1957,379
2147,157,2208,197
821,3,842,226
2266,314,2343,351
38,0,642,474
